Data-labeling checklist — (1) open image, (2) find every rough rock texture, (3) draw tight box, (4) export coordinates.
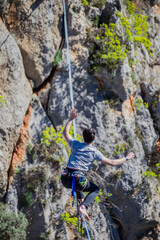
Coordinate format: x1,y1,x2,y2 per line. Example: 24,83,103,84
0,20,32,199
0,0,160,239
5,0,63,87
6,97,70,239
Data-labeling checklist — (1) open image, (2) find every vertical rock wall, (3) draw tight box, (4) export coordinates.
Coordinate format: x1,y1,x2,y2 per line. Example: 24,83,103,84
0,0,160,239
0,20,32,199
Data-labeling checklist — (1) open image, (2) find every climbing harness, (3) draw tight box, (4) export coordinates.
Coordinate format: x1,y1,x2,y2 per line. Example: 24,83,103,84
62,0,77,140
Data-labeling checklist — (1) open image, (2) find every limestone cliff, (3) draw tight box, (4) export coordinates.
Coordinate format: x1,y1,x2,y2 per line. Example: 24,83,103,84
0,0,160,239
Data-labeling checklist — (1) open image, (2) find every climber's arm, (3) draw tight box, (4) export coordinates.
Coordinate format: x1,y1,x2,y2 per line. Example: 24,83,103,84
62,108,77,142
102,152,135,166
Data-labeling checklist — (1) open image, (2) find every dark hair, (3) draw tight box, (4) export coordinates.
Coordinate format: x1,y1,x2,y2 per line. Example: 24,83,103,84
83,128,95,144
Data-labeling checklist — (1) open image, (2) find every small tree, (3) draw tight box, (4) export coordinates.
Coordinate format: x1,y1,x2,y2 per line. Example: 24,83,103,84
0,203,28,240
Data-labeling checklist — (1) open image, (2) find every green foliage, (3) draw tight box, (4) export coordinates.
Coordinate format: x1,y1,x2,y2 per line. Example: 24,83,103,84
95,189,103,203
105,98,119,109
142,170,159,178
107,192,112,197
134,98,148,110
114,144,125,155
93,15,100,27
22,191,34,207
14,168,20,175
127,1,135,15
0,95,6,108
52,50,62,67
144,102,149,108
41,126,81,156
0,202,28,240
92,0,106,8
61,212,84,234
81,0,88,6
40,232,49,240
89,2,151,71
113,169,123,179
154,187,160,194
27,143,33,155
92,23,127,70
142,161,160,180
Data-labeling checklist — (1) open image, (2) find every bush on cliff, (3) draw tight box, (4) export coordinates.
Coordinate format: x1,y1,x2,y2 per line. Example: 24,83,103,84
0,203,28,240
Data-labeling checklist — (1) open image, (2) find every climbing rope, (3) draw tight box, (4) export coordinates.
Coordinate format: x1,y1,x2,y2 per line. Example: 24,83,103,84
76,195,91,240
81,214,91,240
62,0,77,140
62,1,91,239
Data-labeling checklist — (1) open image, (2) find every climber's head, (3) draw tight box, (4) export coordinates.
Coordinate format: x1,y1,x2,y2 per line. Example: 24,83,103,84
83,128,95,144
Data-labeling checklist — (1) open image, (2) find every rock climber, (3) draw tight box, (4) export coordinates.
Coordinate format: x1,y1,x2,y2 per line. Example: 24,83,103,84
61,108,135,220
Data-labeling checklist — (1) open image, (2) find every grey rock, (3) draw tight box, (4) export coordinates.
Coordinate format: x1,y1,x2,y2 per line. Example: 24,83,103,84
6,96,70,239
68,0,88,45
134,96,158,154
88,7,101,21
94,60,133,101
103,0,122,23
0,21,32,199
5,0,63,87
1,0,160,239
29,95,53,144
140,66,160,132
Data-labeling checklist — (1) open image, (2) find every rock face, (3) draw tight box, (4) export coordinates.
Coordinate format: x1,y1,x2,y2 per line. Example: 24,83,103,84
0,0,160,239
0,20,32,199
5,0,63,87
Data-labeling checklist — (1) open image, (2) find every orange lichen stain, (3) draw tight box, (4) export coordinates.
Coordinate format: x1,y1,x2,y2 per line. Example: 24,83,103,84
153,4,159,16
124,95,134,117
9,105,31,178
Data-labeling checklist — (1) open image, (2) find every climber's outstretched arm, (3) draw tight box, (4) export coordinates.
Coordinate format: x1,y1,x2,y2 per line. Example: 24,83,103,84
63,108,77,142
102,152,135,166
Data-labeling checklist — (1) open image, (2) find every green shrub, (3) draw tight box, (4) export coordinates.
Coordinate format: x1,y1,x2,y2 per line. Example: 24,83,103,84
52,50,62,67
127,1,135,15
61,212,84,234
89,2,152,71
22,191,34,207
95,189,103,203
0,203,28,240
134,98,148,110
92,23,127,70
41,126,81,156
142,161,160,180
81,0,89,6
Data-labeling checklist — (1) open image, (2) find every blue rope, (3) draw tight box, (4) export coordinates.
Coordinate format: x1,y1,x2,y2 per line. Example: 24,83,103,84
62,0,77,140
81,214,91,240
72,175,76,207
